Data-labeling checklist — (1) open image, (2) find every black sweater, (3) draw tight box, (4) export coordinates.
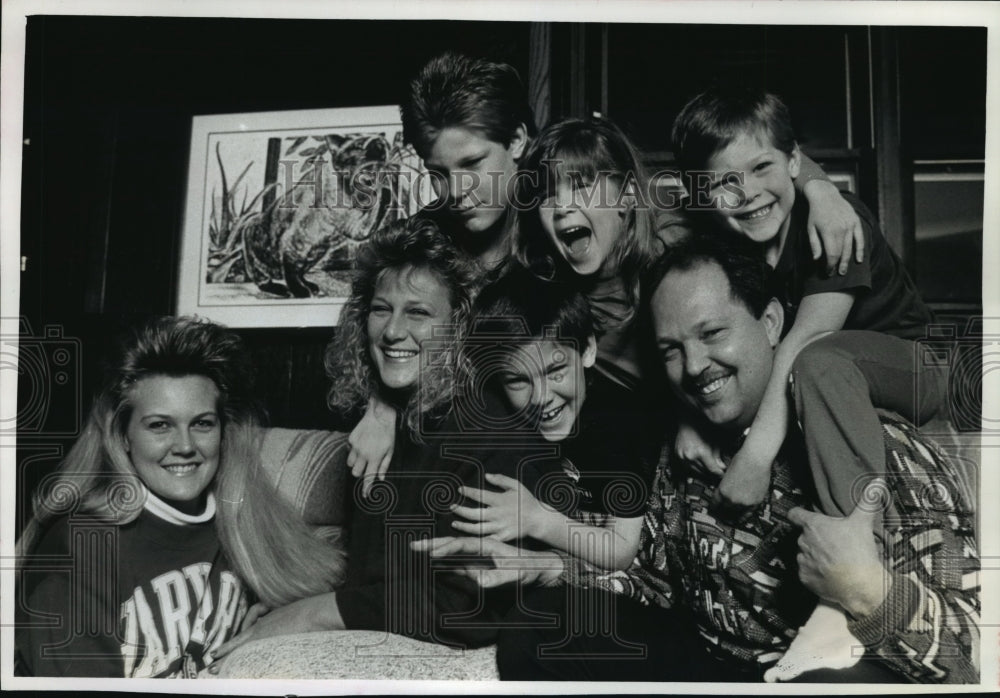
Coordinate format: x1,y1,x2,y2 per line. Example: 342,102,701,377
335,408,552,647
16,504,248,677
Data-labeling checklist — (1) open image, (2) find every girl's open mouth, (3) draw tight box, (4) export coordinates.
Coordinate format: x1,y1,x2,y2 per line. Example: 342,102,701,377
558,226,593,257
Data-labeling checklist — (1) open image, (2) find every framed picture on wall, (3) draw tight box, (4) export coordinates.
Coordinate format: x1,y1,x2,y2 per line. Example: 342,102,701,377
177,106,431,327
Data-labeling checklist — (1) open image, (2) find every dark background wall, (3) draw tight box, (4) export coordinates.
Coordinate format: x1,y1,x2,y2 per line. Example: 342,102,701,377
17,17,532,427
15,16,533,531
14,16,987,531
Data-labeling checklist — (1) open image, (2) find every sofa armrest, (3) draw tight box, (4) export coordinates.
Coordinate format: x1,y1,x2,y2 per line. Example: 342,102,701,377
259,428,350,526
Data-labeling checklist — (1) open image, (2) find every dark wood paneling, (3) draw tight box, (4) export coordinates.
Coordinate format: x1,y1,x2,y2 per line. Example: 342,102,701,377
870,27,915,268
604,25,862,156
898,27,988,161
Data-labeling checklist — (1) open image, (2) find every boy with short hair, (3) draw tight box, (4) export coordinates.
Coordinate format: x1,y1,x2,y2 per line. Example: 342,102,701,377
451,270,663,571
670,86,947,518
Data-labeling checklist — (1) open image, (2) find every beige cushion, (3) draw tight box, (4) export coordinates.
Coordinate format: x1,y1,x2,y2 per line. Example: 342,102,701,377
205,630,498,680
259,427,350,526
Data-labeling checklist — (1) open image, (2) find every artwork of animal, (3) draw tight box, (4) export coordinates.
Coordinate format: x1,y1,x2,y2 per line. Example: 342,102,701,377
241,132,410,298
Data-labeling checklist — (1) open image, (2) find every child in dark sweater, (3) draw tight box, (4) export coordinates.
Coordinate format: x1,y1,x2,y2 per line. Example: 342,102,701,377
451,270,663,570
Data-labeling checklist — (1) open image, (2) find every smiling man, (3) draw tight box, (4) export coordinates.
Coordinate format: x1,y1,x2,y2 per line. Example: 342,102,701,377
653,246,781,432
474,231,980,683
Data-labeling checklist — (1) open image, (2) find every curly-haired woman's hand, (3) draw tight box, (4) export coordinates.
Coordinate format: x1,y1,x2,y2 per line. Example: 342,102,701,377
347,396,396,497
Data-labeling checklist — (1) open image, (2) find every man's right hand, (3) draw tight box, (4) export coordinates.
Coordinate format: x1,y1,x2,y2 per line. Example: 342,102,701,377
787,480,891,620
410,536,564,588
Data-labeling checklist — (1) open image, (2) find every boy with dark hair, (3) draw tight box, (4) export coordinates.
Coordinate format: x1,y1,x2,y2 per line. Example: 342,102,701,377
398,52,534,257
449,270,662,571
346,53,538,486
401,52,538,160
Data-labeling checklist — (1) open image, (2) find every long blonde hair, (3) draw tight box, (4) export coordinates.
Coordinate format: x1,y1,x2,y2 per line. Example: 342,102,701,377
18,316,344,607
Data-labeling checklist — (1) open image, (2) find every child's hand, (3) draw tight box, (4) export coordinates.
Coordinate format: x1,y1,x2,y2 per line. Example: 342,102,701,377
347,397,396,497
411,535,565,588
711,446,772,515
450,473,547,542
675,420,727,479
802,178,864,276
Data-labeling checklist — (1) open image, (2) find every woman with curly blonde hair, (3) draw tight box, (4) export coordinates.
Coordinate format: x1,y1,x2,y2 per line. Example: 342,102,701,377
15,316,345,677
216,216,540,656
325,215,478,441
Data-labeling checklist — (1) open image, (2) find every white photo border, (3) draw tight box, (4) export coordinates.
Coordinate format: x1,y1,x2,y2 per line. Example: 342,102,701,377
2,1,997,694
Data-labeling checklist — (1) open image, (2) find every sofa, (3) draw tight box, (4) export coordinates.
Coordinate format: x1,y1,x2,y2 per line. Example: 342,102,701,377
207,416,980,681
206,427,500,680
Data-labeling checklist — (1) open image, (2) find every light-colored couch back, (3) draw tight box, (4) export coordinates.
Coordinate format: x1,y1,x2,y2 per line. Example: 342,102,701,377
259,427,351,527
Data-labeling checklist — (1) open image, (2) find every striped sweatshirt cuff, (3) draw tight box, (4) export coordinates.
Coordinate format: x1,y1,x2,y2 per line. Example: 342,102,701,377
847,573,920,647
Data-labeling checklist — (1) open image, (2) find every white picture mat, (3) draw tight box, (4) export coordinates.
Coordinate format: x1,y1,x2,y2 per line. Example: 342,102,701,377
178,105,414,327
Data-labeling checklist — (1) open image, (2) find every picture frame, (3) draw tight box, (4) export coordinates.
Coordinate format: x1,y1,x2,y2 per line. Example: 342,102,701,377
177,105,430,327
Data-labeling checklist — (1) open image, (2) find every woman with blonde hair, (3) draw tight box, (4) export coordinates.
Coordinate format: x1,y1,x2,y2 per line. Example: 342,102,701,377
215,215,540,657
16,316,344,677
